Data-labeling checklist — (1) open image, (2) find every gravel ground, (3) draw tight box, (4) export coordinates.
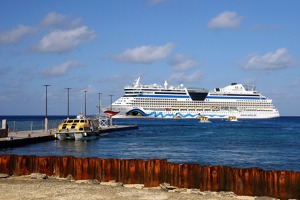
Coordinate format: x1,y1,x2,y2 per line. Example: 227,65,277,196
0,174,277,200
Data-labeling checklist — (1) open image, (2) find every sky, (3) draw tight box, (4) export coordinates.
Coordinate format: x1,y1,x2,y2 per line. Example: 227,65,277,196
0,0,299,116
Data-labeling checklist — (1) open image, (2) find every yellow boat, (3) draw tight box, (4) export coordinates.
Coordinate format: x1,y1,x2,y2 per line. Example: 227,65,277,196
199,116,211,123
227,116,238,122
55,114,100,140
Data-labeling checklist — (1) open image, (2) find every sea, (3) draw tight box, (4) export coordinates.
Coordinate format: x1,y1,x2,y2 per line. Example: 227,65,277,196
1,115,300,172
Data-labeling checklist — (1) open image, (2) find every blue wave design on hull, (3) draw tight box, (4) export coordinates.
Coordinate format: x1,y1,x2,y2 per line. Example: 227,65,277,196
126,109,226,118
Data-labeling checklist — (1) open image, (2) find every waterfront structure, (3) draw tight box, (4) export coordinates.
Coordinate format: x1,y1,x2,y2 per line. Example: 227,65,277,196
103,77,280,119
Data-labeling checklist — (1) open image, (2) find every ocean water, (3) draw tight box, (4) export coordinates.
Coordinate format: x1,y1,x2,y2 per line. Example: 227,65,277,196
1,116,300,172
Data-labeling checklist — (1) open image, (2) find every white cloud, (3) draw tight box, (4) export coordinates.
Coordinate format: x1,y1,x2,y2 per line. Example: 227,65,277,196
0,25,36,44
208,11,243,29
34,26,95,53
169,54,197,71
114,43,174,64
40,12,82,29
243,48,295,70
42,60,82,76
169,71,202,83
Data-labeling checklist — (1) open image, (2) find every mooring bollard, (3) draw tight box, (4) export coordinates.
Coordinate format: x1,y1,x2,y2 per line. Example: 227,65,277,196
1,119,9,138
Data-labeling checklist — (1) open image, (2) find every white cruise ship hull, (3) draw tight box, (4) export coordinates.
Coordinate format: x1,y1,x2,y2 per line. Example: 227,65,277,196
110,107,279,119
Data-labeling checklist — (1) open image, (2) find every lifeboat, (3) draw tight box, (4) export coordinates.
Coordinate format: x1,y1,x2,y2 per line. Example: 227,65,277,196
104,110,120,117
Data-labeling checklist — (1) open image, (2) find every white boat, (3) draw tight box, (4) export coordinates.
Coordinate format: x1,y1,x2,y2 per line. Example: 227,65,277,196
55,115,100,140
227,116,238,122
103,77,280,119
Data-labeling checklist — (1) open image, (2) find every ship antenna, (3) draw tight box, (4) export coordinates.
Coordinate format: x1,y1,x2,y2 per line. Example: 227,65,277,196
164,80,168,89
134,77,140,88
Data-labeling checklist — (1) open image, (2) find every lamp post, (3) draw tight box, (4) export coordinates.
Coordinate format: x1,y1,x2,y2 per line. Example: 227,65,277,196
98,93,102,116
43,84,50,132
109,94,113,126
65,88,71,118
110,94,113,111
84,90,87,116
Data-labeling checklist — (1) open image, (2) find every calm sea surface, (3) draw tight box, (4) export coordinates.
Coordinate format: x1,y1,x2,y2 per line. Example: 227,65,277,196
1,116,300,172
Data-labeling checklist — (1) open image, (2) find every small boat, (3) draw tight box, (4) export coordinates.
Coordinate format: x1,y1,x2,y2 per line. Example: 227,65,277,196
199,116,211,123
55,114,100,141
227,116,238,122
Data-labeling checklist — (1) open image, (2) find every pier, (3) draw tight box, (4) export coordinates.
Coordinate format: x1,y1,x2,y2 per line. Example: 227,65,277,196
0,125,138,148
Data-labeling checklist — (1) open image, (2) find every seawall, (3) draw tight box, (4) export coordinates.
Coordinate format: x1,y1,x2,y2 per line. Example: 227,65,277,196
0,154,299,199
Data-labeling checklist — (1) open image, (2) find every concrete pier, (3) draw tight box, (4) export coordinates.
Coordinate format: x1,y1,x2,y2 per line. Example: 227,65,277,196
0,129,55,148
0,125,138,148
99,125,138,133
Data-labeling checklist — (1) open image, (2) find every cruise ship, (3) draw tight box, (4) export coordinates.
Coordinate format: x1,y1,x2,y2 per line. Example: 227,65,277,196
104,77,280,119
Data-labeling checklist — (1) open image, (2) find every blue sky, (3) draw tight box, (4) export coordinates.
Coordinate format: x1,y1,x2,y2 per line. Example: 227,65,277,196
0,0,299,116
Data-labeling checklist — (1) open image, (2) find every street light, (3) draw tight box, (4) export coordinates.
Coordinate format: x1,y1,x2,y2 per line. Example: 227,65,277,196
84,90,87,116
65,88,71,118
109,94,113,111
43,84,50,132
98,93,102,116
109,94,113,126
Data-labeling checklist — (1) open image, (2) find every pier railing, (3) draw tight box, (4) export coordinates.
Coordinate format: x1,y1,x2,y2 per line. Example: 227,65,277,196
7,120,62,132
0,155,299,199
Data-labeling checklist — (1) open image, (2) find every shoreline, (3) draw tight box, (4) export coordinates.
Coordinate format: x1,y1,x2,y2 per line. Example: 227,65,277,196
0,174,276,200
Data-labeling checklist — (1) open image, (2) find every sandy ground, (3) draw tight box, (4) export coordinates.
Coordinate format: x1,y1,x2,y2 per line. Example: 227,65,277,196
0,174,277,200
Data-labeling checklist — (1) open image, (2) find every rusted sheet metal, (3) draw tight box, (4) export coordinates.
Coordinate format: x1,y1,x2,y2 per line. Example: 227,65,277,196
144,159,167,187
276,170,300,199
166,162,180,187
1,155,300,199
99,158,120,182
199,165,210,191
35,156,53,175
52,156,74,178
179,163,202,189
120,159,145,184
73,157,83,180
13,155,37,176
72,157,98,180
0,154,14,175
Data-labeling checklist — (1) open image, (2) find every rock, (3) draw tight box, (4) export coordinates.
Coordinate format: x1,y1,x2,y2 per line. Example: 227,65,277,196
75,180,88,184
100,180,123,187
87,179,100,185
198,191,206,196
29,173,48,179
0,173,9,178
123,184,144,189
160,182,177,190
66,174,74,181
173,188,186,193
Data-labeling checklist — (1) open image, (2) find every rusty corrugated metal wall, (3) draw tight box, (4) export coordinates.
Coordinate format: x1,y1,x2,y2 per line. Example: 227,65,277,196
0,155,299,199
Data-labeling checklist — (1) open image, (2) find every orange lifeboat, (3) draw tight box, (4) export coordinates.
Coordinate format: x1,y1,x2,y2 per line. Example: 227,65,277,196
104,110,120,117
